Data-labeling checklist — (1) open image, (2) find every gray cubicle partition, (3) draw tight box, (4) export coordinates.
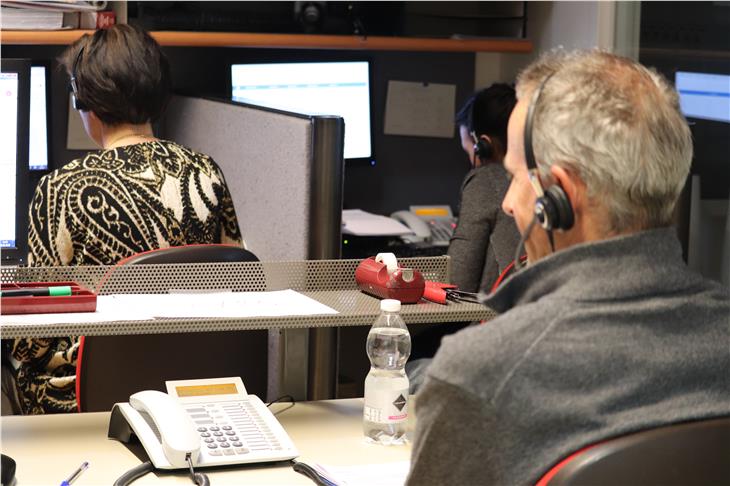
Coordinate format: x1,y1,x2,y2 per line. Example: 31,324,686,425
160,96,345,400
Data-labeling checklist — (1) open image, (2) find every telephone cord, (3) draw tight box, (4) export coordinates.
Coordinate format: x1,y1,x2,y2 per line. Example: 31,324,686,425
112,459,209,486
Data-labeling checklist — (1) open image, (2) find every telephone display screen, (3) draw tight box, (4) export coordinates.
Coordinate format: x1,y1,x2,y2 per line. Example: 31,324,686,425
174,383,238,397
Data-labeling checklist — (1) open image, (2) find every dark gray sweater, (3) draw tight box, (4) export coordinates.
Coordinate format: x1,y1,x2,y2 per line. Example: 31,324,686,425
408,227,730,485
448,164,520,293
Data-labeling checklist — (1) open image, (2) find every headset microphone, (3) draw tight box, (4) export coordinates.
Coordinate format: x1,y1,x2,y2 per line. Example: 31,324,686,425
513,213,538,270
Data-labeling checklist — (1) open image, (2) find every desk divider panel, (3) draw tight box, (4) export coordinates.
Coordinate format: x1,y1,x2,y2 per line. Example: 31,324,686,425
2,258,497,401
0,257,496,338
159,96,345,400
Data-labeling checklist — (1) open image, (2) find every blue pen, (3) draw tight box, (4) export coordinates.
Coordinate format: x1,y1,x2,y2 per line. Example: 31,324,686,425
60,461,88,486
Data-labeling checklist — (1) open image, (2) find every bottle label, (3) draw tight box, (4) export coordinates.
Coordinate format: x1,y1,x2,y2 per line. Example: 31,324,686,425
364,388,408,424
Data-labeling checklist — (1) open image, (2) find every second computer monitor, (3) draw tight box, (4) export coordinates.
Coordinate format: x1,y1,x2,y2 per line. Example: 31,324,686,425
231,61,372,161
30,63,50,171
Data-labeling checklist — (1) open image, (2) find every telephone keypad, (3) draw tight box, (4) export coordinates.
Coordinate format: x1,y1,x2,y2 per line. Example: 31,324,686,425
187,400,286,459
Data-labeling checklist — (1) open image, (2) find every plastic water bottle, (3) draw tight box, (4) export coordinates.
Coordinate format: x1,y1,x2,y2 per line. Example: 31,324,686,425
363,299,411,445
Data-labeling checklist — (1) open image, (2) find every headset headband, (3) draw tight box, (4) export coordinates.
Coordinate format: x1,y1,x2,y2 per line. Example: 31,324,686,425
70,46,84,93
70,46,88,111
523,72,555,172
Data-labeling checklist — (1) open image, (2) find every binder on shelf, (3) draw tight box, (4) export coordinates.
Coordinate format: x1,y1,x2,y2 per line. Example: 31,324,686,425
1,282,97,315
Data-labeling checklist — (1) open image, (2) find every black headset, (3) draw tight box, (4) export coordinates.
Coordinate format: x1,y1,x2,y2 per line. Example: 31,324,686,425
523,74,574,232
468,91,494,164
70,46,89,112
470,130,493,163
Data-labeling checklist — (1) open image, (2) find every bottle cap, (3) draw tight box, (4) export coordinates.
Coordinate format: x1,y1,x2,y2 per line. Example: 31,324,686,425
380,299,401,313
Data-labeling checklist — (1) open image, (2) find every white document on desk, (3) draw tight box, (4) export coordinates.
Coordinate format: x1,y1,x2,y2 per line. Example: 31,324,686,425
107,289,339,318
313,461,410,486
342,209,413,236
0,296,155,325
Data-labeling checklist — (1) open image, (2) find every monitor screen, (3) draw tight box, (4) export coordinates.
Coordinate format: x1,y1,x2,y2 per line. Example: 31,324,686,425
0,71,19,250
675,71,730,124
231,61,372,160
29,64,50,171
1,59,30,265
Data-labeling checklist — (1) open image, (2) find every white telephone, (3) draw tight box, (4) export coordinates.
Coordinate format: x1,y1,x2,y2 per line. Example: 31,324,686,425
390,210,432,243
108,377,298,470
390,205,456,246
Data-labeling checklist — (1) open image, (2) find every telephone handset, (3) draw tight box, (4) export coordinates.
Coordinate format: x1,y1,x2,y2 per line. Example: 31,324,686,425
390,211,431,243
129,390,201,468
390,206,456,246
109,377,298,470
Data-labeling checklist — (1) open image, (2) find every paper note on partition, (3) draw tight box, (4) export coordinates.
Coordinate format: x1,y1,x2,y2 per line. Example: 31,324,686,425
384,80,456,138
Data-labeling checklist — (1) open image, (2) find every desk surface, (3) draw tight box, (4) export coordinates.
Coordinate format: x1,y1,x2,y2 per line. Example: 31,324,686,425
0,289,493,338
1,398,412,485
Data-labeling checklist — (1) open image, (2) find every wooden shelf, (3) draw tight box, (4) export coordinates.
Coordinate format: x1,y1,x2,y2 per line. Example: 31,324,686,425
1,29,532,53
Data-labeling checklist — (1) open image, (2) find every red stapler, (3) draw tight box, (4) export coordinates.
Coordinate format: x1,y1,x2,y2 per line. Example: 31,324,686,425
355,253,425,304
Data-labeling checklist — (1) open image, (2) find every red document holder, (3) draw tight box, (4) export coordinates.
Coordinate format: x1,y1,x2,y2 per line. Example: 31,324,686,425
1,282,97,315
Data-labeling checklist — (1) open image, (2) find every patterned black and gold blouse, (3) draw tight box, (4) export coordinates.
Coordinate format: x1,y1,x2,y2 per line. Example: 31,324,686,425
8,140,242,414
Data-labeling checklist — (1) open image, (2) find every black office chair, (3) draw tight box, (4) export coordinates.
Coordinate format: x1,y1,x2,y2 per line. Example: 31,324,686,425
76,244,269,412
538,417,730,486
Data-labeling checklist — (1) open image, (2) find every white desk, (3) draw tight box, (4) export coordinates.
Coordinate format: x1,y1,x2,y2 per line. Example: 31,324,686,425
1,398,413,485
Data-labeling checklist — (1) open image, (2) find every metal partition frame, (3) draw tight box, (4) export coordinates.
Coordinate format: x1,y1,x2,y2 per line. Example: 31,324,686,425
1,257,495,336
160,96,346,400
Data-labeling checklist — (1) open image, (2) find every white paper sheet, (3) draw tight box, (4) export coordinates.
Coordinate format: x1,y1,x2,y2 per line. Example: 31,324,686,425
314,461,410,486
0,290,338,325
342,209,413,237
0,295,155,325
106,289,338,318
384,80,456,138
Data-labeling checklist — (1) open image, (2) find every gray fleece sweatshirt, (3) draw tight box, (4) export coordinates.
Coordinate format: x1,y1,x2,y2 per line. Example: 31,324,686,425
408,227,730,485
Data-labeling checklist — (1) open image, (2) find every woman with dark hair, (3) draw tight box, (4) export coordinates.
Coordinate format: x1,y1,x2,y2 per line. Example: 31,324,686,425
4,25,242,415
408,84,520,391
450,83,520,293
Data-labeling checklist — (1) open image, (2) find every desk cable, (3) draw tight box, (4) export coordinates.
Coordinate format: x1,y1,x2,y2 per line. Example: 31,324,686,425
112,456,209,486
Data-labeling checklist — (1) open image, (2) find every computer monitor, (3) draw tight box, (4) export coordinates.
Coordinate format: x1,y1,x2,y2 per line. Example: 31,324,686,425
1,59,31,265
29,63,51,171
675,71,730,124
231,61,372,160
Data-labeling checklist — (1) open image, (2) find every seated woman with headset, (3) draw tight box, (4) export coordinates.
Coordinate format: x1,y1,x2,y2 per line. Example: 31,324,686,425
2,25,243,415
407,84,521,391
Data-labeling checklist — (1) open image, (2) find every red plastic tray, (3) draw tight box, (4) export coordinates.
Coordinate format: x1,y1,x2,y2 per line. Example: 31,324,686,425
1,282,97,315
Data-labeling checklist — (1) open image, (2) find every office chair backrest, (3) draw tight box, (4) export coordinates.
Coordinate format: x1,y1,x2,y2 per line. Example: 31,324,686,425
116,244,259,265
76,244,268,412
538,417,730,486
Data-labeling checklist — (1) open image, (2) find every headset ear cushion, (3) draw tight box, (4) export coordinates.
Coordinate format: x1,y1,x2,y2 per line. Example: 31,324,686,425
545,185,574,230
474,138,493,162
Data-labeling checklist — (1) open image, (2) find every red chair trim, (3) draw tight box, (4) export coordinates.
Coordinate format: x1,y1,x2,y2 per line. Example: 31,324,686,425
535,443,597,486
490,254,528,294
75,335,86,413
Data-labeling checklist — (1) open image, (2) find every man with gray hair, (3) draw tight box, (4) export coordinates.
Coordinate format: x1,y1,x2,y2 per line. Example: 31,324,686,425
407,50,730,485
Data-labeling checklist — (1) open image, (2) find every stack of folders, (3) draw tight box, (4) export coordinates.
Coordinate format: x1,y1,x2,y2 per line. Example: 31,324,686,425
0,0,107,30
